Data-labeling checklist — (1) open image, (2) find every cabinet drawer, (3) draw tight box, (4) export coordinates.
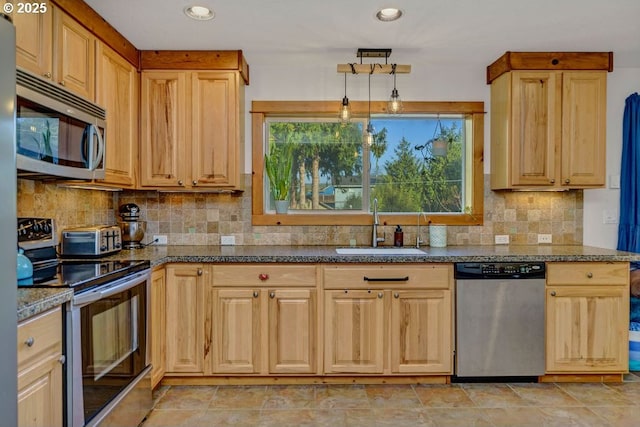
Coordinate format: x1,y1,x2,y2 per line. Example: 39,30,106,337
212,264,317,287
323,264,452,289
18,308,62,369
547,262,629,286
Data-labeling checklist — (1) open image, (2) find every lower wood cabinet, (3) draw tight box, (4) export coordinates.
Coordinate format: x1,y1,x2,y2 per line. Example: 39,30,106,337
546,262,629,373
323,264,454,375
17,307,63,427
165,264,207,374
209,265,318,375
150,267,166,388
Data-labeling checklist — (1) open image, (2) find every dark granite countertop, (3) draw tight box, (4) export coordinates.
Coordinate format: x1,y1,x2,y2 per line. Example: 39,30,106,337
19,244,640,320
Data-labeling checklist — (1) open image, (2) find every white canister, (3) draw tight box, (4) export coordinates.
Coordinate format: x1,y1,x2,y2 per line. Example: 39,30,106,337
429,225,447,247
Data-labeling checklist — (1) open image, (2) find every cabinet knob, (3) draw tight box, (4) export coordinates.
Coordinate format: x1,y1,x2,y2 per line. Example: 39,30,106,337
270,292,275,299
550,291,557,296
59,80,65,86
377,292,384,299
253,291,259,298
564,179,571,184
344,289,348,294
178,180,184,186
25,337,35,347
394,292,399,299
58,355,66,365
550,179,555,184
42,72,51,79
197,268,203,276
192,180,198,186
258,273,269,281
587,272,593,278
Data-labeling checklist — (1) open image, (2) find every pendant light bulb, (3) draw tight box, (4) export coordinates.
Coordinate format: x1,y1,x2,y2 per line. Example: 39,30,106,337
365,122,375,145
339,73,351,123
388,73,403,114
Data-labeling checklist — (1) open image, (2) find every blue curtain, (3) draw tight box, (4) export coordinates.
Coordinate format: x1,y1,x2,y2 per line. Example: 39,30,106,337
618,93,640,252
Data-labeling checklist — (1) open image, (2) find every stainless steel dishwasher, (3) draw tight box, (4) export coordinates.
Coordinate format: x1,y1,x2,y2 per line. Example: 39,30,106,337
455,262,546,378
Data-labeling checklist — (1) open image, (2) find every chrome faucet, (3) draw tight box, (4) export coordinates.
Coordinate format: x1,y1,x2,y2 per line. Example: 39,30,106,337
416,212,426,248
372,198,385,247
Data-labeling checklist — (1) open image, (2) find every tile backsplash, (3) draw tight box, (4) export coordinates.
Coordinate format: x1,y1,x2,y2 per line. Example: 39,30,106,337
17,175,583,246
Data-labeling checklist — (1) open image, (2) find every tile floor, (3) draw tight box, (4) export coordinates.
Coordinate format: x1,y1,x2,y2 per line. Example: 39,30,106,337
142,375,640,427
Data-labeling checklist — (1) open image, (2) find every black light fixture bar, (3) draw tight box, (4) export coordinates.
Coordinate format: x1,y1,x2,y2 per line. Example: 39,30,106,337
357,48,392,59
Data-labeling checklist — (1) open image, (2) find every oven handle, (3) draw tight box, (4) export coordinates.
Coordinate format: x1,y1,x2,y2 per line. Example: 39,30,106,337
72,270,150,306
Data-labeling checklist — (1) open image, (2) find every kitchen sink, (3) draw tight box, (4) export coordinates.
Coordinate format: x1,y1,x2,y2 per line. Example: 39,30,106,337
335,247,426,255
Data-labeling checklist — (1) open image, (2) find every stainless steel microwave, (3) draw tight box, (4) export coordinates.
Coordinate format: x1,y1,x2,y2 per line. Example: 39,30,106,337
16,68,106,180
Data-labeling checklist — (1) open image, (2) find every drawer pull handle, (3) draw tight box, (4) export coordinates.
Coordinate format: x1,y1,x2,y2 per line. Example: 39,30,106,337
43,72,51,78
192,180,198,186
25,337,35,347
587,272,593,278
258,273,269,281
377,292,384,299
178,180,184,186
550,291,557,296
270,292,275,299
550,179,555,184
394,292,400,298
253,291,259,298
197,268,203,276
363,276,409,282
564,179,570,184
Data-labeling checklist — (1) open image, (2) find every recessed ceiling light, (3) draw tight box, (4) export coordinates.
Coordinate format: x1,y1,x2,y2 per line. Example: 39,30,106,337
184,5,215,21
376,7,403,22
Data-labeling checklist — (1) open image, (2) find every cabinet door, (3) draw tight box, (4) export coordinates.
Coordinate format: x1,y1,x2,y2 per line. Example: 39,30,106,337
150,268,166,388
390,290,452,374
561,71,607,187
268,289,316,374
96,42,138,187
18,355,63,427
165,264,205,373
546,285,628,372
191,72,239,188
53,8,95,100
140,71,187,187
211,288,263,374
510,71,561,186
6,0,53,78
324,290,385,373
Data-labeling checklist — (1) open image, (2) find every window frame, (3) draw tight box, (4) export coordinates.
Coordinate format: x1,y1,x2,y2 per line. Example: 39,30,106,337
251,100,484,227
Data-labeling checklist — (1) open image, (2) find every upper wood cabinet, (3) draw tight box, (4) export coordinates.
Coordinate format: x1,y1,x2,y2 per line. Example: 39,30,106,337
8,2,96,101
140,66,245,191
488,52,611,190
95,42,139,188
545,262,629,373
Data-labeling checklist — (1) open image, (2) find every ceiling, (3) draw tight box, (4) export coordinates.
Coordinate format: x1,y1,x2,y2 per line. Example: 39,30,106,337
85,0,640,68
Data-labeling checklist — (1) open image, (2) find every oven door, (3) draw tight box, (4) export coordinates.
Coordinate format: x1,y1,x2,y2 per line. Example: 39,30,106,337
67,270,150,427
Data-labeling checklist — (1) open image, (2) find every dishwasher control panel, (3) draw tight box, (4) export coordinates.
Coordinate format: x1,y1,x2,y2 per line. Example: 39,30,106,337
455,262,545,279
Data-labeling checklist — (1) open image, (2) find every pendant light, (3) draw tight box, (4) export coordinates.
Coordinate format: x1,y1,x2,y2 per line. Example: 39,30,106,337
387,66,403,114
339,73,351,123
365,70,375,145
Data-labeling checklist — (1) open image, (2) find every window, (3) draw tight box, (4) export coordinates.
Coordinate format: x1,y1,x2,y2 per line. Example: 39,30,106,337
252,101,484,226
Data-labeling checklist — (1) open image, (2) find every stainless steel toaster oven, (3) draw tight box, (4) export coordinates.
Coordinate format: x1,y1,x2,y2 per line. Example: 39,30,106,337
60,225,122,257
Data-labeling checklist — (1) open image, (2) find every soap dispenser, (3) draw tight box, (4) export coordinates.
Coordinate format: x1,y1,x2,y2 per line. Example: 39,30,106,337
394,225,404,247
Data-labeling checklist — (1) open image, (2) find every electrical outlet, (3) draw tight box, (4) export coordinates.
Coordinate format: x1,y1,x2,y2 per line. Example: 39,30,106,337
537,234,552,244
153,235,168,245
221,235,236,245
495,235,509,245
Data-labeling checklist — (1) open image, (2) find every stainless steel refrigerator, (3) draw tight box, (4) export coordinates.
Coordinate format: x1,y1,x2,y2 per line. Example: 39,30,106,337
0,13,18,427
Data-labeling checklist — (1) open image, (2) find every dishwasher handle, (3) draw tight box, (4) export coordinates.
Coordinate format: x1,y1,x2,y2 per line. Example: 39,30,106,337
363,276,409,282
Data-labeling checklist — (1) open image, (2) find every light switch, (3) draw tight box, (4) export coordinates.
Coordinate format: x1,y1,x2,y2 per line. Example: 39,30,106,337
610,175,620,189
603,210,618,224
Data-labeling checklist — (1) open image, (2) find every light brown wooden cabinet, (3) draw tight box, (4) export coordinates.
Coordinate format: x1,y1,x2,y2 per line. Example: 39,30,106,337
140,70,243,190
164,263,207,375
209,264,318,375
546,262,629,373
7,1,96,101
488,52,610,190
150,267,166,388
17,307,63,427
323,264,453,375
95,42,139,188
